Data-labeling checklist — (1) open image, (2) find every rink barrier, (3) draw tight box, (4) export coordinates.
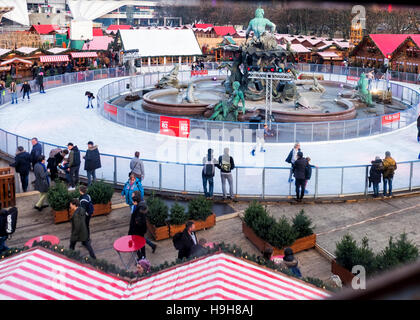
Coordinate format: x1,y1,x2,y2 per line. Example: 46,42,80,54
97,65,420,143
1,127,420,199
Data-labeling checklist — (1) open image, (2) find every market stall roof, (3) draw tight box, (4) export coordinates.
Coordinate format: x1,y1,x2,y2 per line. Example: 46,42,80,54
82,36,113,51
212,26,237,37
119,29,202,57
0,249,330,300
15,46,39,55
70,51,98,58
193,23,214,29
280,43,311,53
47,47,70,55
0,48,12,57
40,55,70,63
368,34,410,56
93,28,104,37
29,24,60,35
0,57,33,66
314,51,342,60
106,24,132,34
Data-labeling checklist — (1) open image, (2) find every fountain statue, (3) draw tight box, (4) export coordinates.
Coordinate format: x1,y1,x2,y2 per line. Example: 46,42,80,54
183,82,197,103
245,7,276,40
156,64,180,89
309,75,326,93
354,73,373,107
209,81,246,121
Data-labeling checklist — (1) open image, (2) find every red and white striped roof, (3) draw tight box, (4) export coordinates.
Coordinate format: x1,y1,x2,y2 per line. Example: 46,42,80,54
70,52,98,58
128,253,330,300
40,55,70,63
0,249,330,300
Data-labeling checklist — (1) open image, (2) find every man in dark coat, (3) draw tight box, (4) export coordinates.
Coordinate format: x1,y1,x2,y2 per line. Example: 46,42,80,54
292,151,308,202
69,199,96,259
36,72,45,93
11,146,31,192
30,137,42,170
128,194,148,260
34,155,49,211
83,141,101,186
369,156,383,198
286,142,301,183
177,221,198,260
67,142,81,189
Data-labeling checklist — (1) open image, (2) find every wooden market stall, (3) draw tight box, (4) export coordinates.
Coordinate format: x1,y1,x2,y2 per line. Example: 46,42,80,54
70,51,98,70
0,57,33,80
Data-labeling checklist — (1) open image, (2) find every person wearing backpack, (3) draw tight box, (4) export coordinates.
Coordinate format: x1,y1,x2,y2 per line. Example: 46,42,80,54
79,185,94,239
369,156,384,198
121,173,144,209
216,148,235,200
382,151,397,197
202,148,217,199
130,151,145,181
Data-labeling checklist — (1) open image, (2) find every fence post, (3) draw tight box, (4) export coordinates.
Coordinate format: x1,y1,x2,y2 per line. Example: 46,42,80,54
183,164,186,192
15,135,18,150
409,161,413,191
5,132,8,154
159,163,162,191
235,168,238,197
314,167,319,199
113,156,117,187
340,167,344,196
327,122,330,140
262,168,265,200
364,165,369,196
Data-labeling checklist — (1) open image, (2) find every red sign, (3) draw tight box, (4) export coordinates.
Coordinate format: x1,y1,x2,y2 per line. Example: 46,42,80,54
160,116,190,138
191,70,208,76
104,102,118,116
347,76,360,81
382,113,400,125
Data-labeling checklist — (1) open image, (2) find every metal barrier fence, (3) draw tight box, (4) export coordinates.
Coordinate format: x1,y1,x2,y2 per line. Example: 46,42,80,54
0,63,420,198
1,127,420,198
97,67,420,143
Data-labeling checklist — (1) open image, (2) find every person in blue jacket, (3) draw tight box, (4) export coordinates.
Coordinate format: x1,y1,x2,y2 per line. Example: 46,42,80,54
121,173,144,209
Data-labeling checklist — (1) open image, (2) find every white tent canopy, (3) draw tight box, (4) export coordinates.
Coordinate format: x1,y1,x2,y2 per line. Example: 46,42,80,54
68,0,158,21
0,0,29,25
119,29,202,57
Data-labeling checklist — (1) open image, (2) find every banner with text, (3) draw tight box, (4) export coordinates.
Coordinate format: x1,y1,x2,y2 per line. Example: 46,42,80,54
160,116,190,138
382,113,400,125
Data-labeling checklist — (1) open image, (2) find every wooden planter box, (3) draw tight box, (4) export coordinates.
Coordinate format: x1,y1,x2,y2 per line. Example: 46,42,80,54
192,213,216,231
169,223,185,237
53,209,70,224
93,202,112,216
146,219,170,241
0,167,15,208
242,221,316,255
331,260,356,286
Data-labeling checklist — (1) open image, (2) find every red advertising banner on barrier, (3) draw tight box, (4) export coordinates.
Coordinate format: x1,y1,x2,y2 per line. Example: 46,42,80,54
191,70,208,76
104,102,118,116
347,76,360,81
160,116,190,138
382,113,400,125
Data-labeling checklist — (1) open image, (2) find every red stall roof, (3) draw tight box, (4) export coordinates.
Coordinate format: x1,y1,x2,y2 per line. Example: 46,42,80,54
369,34,412,56
92,28,104,36
30,24,60,35
40,55,69,63
107,24,131,31
71,52,98,58
213,26,237,37
194,23,214,29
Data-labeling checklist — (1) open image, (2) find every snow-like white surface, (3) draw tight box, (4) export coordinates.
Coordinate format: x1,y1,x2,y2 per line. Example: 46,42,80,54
0,77,419,197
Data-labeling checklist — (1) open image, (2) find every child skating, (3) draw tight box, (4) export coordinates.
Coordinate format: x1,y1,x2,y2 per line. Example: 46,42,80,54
85,91,95,108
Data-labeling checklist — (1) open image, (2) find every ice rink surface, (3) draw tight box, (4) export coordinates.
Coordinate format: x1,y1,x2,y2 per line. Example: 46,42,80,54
0,77,419,196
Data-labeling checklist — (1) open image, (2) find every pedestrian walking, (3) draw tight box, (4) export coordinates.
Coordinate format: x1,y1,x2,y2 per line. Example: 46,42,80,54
202,148,217,199
30,137,42,171
122,173,144,209
382,151,397,197
85,91,95,108
34,155,50,211
79,185,94,239
47,148,68,182
67,143,81,190
0,81,5,104
174,221,198,260
216,148,235,200
369,156,384,198
129,151,145,182
292,151,308,202
69,199,96,259
129,194,157,260
285,142,301,183
83,141,101,186
9,81,18,104
36,72,45,93
21,81,31,101
10,146,31,192
251,125,266,156
417,114,420,143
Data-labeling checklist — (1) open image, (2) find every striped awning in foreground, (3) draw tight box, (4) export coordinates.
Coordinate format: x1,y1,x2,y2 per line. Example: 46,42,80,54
40,55,69,63
0,249,330,300
70,52,98,58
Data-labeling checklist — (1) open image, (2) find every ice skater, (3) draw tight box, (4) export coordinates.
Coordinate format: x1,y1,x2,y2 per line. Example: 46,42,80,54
85,91,95,108
251,124,267,156
21,81,31,102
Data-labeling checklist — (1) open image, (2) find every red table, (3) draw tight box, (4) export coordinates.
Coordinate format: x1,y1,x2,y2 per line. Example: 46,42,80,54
113,235,146,270
25,235,60,247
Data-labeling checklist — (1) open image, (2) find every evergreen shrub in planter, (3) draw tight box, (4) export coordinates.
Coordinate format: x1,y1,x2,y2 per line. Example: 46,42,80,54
188,196,215,231
47,181,70,223
88,181,114,216
169,202,189,236
146,195,170,240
